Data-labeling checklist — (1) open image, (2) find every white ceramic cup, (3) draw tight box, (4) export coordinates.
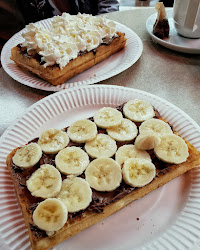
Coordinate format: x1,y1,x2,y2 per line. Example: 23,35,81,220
173,0,200,38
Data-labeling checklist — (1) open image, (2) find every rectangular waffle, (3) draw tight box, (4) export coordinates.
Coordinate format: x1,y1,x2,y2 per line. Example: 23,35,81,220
10,32,127,86
6,105,200,250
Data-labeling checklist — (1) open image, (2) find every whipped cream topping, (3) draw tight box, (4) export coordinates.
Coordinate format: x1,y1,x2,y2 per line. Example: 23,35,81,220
21,13,118,69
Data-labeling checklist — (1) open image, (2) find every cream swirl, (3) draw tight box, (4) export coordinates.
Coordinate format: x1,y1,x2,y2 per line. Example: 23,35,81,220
22,23,51,52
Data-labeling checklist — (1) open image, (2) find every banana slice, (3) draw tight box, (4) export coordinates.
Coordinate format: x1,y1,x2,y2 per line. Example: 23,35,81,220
139,118,173,136
67,119,97,143
85,158,122,192
55,146,89,175
12,142,42,168
115,144,151,167
135,133,161,150
123,99,155,122
85,134,117,158
122,158,156,187
94,107,123,128
26,164,62,198
38,128,69,154
107,118,138,142
33,198,68,232
154,134,189,164
56,176,92,213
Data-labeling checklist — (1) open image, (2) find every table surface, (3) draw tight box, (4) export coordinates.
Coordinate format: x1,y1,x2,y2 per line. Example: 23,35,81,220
0,7,200,250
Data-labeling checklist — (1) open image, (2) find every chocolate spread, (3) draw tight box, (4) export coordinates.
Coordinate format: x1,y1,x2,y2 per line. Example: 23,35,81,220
10,104,173,239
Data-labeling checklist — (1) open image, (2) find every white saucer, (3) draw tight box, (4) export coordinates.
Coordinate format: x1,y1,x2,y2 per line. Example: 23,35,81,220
146,9,200,54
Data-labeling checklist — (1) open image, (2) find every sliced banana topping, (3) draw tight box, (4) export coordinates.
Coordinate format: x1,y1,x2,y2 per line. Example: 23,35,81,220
55,146,89,175
123,99,155,122
135,133,161,150
94,107,123,128
15,101,191,235
85,158,122,192
67,119,97,143
85,134,117,158
122,158,156,187
38,128,69,154
139,118,173,136
56,176,92,213
107,118,138,142
115,144,151,167
33,198,68,232
154,134,189,164
12,142,42,168
26,164,62,198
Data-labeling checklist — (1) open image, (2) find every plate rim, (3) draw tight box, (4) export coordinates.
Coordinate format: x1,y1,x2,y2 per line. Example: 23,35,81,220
1,19,143,92
1,84,200,143
0,84,200,250
146,9,200,54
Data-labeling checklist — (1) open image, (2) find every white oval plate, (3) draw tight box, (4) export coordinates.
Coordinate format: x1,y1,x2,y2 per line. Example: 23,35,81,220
1,19,143,92
0,85,200,250
146,9,200,54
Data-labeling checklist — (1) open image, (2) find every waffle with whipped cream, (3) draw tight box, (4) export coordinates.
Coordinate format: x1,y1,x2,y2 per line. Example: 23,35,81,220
10,13,127,85
6,99,200,250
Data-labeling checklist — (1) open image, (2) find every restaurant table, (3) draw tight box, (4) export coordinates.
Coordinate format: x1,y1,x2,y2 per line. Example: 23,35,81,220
0,7,200,250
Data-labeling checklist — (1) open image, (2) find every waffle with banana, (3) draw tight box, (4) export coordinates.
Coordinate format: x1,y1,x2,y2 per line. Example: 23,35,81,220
10,13,127,86
6,99,200,250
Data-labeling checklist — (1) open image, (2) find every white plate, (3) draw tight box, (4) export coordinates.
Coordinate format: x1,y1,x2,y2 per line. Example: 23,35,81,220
0,85,200,249
146,9,200,54
1,19,143,92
